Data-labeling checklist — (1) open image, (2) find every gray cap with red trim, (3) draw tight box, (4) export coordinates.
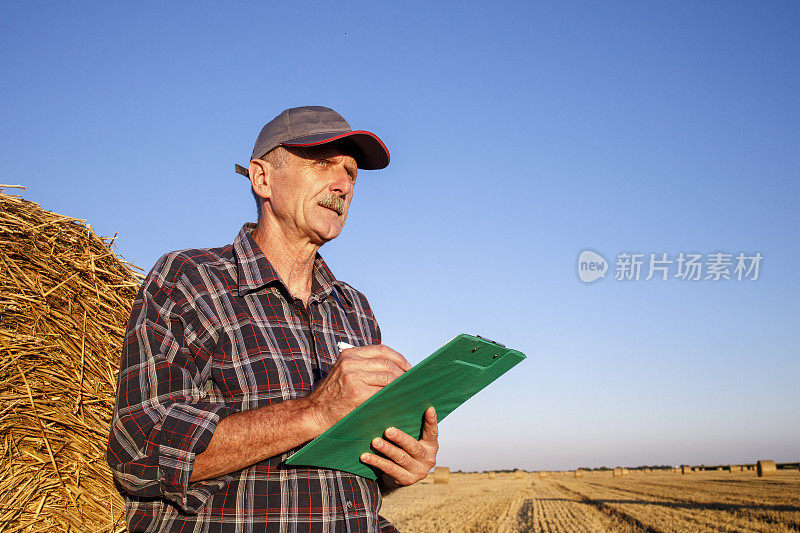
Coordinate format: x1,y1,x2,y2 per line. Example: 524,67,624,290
235,106,390,178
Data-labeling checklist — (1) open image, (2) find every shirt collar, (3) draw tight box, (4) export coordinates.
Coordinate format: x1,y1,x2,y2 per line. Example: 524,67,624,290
234,223,346,303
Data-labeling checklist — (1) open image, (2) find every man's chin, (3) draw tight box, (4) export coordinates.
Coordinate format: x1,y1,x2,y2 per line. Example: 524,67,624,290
310,222,346,245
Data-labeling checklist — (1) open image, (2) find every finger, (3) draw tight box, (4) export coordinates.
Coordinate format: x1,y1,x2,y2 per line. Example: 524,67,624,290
356,371,402,388
371,436,417,471
347,345,412,371
360,452,416,486
354,357,406,378
354,345,411,371
382,427,428,461
335,353,402,378
421,407,439,444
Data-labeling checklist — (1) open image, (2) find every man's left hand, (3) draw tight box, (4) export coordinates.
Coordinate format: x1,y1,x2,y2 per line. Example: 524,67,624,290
360,406,439,486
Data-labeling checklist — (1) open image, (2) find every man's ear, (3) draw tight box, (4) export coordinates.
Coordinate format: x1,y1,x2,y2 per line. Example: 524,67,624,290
249,159,273,201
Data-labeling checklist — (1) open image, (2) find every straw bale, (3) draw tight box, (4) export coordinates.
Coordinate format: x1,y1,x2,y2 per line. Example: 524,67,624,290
0,188,142,531
757,460,777,477
488,471,496,479
574,470,584,478
433,466,450,484
681,466,691,474
612,468,623,477
514,470,524,479
538,471,547,479
730,465,741,472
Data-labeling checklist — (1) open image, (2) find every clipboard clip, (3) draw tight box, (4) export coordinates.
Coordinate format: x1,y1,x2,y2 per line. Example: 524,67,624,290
476,335,505,348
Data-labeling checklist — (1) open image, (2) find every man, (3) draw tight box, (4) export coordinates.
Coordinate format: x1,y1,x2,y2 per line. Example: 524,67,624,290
107,106,438,532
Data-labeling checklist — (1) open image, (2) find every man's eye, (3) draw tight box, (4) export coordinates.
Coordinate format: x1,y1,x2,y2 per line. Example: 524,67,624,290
315,159,329,168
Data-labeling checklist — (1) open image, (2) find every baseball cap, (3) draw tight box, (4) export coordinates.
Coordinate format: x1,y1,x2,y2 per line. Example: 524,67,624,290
235,106,390,178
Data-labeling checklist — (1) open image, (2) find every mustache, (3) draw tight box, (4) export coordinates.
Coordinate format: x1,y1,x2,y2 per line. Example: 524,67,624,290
318,195,345,215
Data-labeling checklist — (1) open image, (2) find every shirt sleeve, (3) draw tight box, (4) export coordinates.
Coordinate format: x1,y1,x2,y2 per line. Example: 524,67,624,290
106,252,237,514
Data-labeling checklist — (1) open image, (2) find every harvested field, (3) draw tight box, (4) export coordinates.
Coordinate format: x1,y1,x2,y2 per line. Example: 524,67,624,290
380,470,800,532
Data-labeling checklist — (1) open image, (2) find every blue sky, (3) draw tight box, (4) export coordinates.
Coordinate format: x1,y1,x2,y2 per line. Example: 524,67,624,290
2,1,798,470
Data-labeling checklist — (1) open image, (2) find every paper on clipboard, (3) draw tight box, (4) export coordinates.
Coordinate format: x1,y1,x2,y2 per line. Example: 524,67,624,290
285,333,526,479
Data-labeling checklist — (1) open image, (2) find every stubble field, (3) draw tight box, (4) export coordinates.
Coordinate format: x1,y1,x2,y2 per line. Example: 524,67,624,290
380,470,800,532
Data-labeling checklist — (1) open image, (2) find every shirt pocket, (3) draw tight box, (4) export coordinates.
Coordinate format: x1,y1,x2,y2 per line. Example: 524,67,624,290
208,322,315,410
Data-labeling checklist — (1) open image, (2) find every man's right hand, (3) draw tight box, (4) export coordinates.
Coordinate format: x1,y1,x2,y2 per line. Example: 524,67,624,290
306,345,411,434
190,344,409,482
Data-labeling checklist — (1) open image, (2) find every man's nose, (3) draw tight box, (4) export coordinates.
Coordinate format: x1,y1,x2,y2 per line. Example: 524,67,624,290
329,165,353,195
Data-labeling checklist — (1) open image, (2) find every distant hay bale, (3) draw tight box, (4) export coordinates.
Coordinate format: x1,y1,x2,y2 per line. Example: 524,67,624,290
681,466,691,474
717,467,724,471
514,470,524,479
574,470,584,478
0,187,142,531
730,465,741,472
612,468,623,477
622,468,630,476
434,466,451,484
757,460,777,477
488,471,496,479
538,471,547,478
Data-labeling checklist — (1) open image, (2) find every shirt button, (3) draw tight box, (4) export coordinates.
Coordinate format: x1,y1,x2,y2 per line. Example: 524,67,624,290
346,500,353,509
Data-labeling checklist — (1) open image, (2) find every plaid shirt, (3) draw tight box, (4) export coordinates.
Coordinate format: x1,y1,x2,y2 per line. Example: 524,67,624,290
107,223,397,533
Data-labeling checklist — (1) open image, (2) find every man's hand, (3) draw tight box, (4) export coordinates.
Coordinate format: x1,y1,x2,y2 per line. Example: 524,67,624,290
306,344,412,433
360,406,439,487
192,344,411,482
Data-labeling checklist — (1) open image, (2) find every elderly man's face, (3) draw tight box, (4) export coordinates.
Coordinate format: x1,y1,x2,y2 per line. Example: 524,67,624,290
268,146,358,245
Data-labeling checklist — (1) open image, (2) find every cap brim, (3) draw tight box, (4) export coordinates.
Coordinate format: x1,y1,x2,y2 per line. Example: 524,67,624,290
281,130,390,170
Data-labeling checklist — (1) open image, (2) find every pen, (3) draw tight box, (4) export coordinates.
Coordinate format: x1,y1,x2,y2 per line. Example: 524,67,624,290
337,341,355,352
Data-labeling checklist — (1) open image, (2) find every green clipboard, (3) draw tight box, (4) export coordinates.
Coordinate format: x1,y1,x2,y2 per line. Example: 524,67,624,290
285,333,526,479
